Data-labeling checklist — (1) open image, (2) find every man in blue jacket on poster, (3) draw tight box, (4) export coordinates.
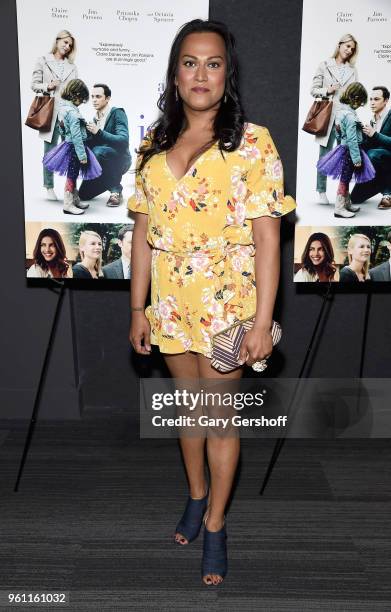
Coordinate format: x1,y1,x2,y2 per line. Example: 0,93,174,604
351,86,391,209
79,83,131,206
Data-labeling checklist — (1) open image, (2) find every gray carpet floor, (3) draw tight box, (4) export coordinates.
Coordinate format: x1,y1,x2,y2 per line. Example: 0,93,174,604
0,418,390,611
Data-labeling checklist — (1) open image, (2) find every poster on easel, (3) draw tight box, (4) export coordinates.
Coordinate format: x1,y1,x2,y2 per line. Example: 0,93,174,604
295,0,391,283
17,0,209,280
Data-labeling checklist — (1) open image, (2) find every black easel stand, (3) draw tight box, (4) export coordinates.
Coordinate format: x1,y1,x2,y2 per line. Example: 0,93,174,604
14,280,66,492
260,285,373,494
68,287,83,414
259,281,333,495
359,288,372,379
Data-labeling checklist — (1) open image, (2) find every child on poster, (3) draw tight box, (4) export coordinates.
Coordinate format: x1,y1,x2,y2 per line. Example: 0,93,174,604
43,79,102,215
317,82,376,218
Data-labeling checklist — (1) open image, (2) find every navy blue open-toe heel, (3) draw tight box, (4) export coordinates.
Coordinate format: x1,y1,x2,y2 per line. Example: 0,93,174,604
202,520,227,585
175,491,208,545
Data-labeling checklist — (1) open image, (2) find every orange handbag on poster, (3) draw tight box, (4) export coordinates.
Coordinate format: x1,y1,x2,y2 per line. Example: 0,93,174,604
25,93,54,131
302,98,332,136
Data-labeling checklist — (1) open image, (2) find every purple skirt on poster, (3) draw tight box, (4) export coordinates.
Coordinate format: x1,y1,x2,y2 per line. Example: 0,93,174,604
43,141,102,180
317,144,376,184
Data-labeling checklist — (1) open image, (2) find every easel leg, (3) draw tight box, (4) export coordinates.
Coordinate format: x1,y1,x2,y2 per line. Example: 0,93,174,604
356,290,372,414
68,288,83,415
14,281,66,492
359,290,371,378
260,282,333,495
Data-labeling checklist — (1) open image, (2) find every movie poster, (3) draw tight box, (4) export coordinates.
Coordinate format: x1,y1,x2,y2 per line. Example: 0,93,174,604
295,0,391,283
17,0,209,280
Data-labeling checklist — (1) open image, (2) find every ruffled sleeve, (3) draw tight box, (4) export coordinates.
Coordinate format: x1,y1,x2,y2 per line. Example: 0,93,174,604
128,167,148,214
244,126,296,219
127,133,153,215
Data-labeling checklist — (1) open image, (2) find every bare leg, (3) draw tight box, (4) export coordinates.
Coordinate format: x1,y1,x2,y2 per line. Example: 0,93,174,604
163,352,207,545
198,354,243,585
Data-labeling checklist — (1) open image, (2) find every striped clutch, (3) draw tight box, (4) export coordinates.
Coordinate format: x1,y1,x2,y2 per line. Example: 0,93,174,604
211,315,282,373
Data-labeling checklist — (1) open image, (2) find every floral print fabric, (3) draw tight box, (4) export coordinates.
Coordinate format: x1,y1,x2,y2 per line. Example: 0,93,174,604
128,123,296,357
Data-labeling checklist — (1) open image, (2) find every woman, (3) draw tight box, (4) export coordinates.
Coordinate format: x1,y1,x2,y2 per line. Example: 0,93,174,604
27,228,72,278
72,230,103,279
311,33,358,206
31,30,78,201
128,20,295,586
294,232,338,282
340,233,371,282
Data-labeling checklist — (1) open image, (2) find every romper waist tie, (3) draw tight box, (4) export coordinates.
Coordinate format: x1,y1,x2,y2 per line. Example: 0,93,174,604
151,243,255,263
152,243,256,303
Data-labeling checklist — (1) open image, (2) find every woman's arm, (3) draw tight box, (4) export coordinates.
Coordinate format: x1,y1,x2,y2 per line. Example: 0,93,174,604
310,62,329,98
239,216,281,366
129,212,152,355
31,57,48,93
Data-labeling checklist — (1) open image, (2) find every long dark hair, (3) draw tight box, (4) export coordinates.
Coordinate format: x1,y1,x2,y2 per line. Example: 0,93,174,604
301,232,336,279
33,228,69,277
138,19,245,172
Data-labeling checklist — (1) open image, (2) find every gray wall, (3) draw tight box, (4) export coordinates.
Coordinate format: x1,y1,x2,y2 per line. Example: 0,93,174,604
1,0,390,420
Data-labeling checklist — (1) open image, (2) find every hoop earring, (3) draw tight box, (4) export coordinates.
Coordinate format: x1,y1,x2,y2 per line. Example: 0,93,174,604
224,94,227,103
175,86,178,102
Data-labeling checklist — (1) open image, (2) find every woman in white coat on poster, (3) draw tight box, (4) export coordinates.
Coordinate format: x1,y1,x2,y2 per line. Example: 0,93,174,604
31,30,78,201
311,33,358,205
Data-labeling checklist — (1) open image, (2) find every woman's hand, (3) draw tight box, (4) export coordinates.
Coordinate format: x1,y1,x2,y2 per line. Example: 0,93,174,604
354,162,362,168
47,79,60,91
327,84,339,94
130,311,152,355
80,159,88,165
238,325,273,367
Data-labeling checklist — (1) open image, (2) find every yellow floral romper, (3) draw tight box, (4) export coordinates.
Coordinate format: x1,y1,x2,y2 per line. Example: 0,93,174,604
128,123,296,357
